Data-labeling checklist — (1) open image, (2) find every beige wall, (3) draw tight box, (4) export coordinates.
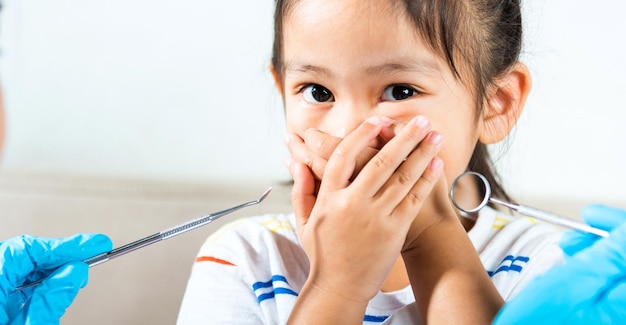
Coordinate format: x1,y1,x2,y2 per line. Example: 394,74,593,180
0,169,292,324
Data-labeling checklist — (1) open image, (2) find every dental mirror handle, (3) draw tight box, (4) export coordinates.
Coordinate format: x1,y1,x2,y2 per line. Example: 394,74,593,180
491,198,610,238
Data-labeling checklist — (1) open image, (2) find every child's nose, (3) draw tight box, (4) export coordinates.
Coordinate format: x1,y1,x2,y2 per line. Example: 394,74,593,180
320,103,371,139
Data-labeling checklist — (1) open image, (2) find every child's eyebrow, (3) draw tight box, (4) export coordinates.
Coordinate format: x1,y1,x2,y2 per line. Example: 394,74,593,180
284,59,441,77
365,60,441,76
284,62,331,76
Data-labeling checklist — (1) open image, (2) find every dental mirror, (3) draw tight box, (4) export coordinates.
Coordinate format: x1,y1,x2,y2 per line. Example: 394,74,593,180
450,171,609,238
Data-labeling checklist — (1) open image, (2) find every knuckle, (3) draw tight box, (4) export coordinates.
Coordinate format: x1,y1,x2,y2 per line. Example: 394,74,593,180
310,158,326,179
420,172,437,188
406,173,438,205
422,166,441,184
395,169,415,186
407,189,427,205
401,124,428,143
331,145,348,160
415,140,439,158
317,136,336,158
371,152,394,170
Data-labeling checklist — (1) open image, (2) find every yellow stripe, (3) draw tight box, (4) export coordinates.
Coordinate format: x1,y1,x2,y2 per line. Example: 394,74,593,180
492,216,510,230
262,218,294,233
526,217,539,224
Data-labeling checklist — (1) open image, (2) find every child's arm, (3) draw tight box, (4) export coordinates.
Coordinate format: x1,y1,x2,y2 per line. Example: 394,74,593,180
286,116,443,324
401,179,504,324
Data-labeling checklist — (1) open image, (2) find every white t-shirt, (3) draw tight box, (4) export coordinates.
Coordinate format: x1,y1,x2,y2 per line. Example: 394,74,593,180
177,207,564,324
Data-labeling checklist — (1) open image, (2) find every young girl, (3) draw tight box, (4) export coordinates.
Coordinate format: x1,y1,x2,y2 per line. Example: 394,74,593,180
177,0,564,323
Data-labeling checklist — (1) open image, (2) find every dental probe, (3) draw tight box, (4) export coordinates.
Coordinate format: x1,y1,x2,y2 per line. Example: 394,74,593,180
14,187,272,291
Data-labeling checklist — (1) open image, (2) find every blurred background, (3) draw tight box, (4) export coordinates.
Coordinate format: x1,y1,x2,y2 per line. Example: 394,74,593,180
0,0,624,324
0,0,625,203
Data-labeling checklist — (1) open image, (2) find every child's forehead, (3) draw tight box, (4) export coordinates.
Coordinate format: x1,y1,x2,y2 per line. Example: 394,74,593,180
282,0,450,77
286,0,407,28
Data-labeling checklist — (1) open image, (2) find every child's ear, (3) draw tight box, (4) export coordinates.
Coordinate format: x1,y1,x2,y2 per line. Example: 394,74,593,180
270,62,284,95
479,62,532,144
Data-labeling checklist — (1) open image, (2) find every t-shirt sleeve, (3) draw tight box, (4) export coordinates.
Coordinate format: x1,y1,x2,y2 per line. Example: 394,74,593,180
176,222,266,324
177,214,305,325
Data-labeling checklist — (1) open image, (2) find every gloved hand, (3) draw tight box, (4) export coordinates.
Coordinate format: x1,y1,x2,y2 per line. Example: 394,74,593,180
560,204,626,256
493,204,626,324
0,233,112,325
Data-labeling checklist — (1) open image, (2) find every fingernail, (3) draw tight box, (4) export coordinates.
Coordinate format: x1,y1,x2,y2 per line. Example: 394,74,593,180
284,133,296,146
379,116,394,127
366,116,382,125
429,157,443,170
427,131,443,145
413,116,429,128
285,157,294,169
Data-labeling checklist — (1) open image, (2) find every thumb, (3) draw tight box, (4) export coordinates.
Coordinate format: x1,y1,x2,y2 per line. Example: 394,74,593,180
288,160,317,234
581,204,626,230
559,204,626,257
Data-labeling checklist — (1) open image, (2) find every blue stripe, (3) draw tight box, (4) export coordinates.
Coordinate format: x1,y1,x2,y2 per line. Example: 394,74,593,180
257,291,275,302
253,275,298,303
364,314,389,322
257,287,299,303
274,287,298,295
252,275,289,291
488,255,530,277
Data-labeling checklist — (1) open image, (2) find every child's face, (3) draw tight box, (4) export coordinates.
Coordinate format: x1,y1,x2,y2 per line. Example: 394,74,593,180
281,0,484,183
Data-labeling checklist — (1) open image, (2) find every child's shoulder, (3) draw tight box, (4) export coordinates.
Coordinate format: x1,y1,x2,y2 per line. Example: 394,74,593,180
472,207,566,299
471,206,563,251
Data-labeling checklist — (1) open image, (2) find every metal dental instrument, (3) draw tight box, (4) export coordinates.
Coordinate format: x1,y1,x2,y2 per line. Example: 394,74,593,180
450,171,609,238
15,187,272,291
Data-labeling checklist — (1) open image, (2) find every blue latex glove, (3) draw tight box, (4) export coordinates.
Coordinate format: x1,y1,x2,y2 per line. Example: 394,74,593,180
0,233,112,325
493,204,626,325
560,204,626,256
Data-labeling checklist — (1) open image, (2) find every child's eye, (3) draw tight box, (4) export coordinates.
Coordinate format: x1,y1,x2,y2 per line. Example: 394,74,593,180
302,84,335,103
380,85,418,101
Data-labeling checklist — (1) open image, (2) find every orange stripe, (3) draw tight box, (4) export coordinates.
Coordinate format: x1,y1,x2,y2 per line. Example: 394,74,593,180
195,256,236,266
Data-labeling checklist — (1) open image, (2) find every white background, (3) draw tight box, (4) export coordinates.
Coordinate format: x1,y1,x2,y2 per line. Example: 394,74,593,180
0,0,624,204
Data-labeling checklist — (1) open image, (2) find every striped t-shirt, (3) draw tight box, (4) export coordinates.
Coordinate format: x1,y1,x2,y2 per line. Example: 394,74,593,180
176,207,564,324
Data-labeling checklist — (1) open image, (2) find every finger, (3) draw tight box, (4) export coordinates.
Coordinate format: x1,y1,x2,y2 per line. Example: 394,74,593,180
553,222,626,300
602,280,626,311
377,130,443,206
303,128,340,161
286,132,328,181
287,159,317,232
352,116,432,198
392,157,443,223
321,116,389,192
578,220,626,271
379,119,406,142
303,128,379,181
581,204,626,231
1,234,112,288
559,231,598,257
25,262,88,323
561,205,626,256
